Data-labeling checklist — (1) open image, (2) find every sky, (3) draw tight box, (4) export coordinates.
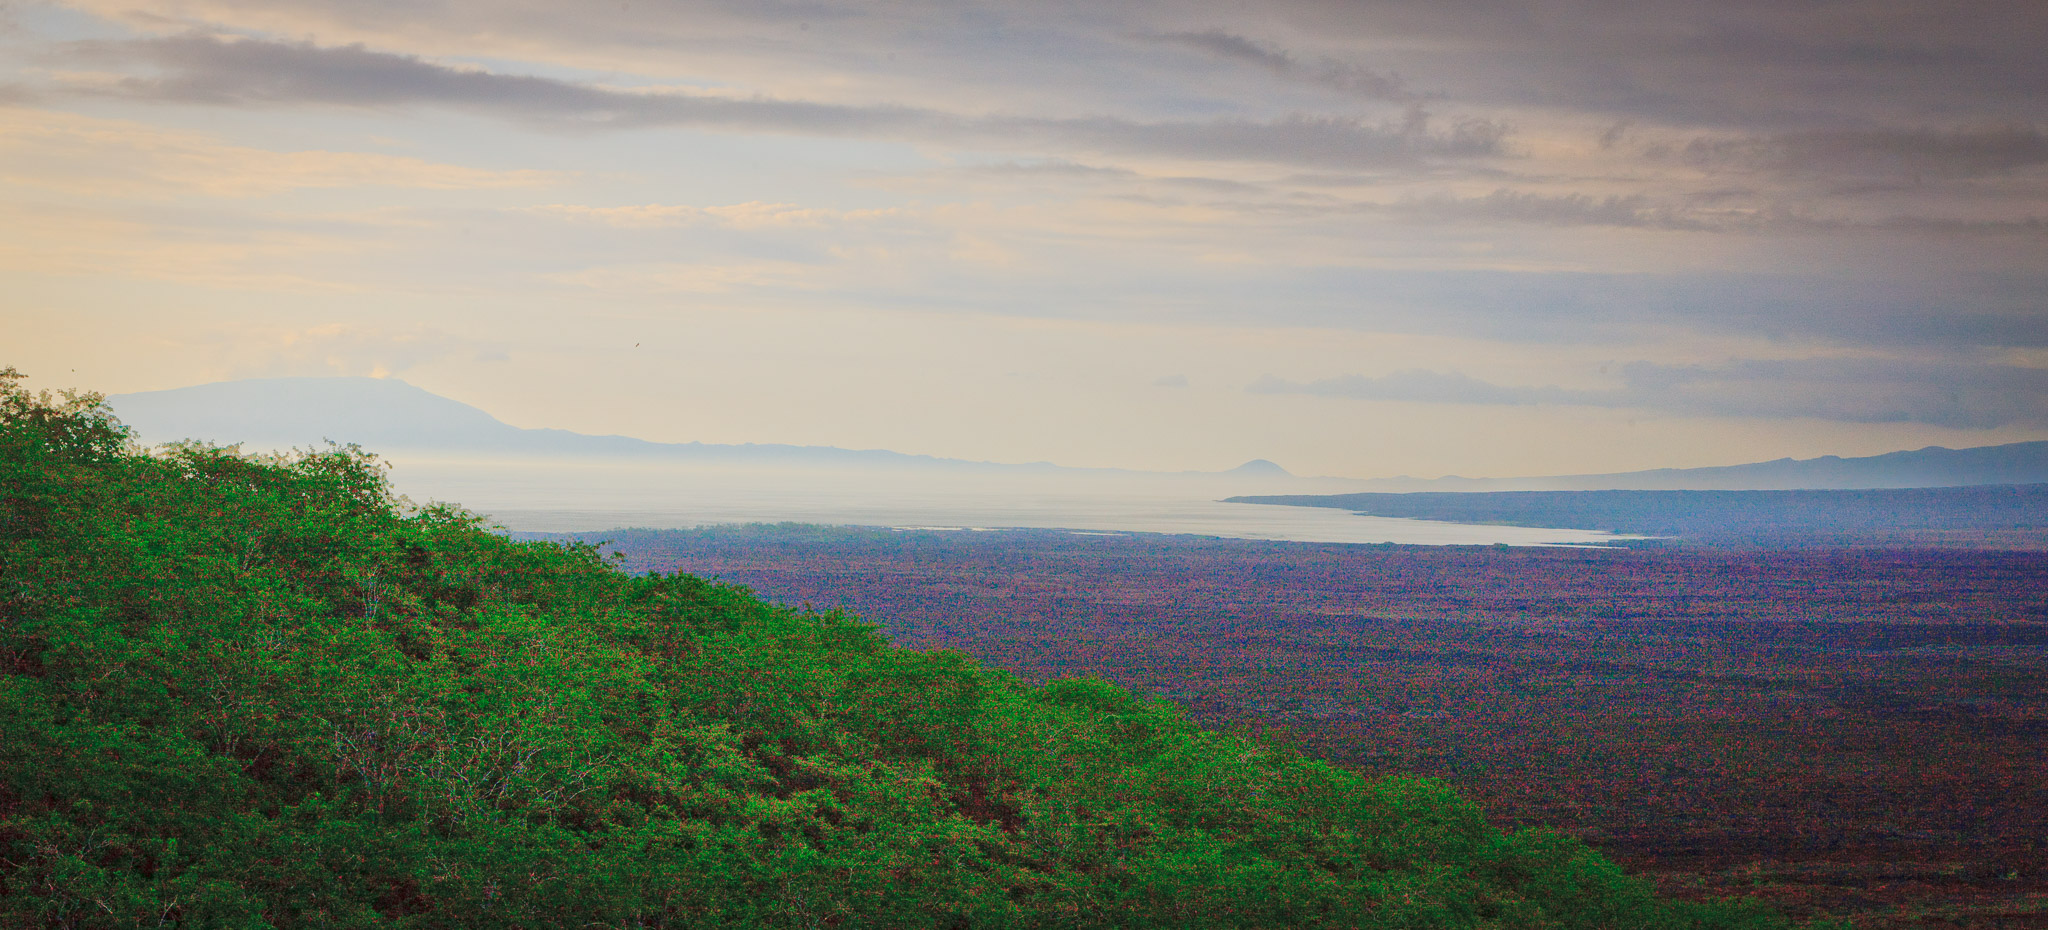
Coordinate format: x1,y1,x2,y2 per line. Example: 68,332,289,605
4,0,2046,479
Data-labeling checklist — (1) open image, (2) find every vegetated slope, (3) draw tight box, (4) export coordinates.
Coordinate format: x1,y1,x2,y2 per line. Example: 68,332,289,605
0,373,1798,929
1229,486,2048,547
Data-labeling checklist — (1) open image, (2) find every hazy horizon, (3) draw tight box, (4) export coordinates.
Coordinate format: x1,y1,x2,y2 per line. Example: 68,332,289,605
78,373,2045,545
99,374,2048,487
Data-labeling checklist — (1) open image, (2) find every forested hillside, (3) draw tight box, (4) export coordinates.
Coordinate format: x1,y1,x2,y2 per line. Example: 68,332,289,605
0,370,1801,928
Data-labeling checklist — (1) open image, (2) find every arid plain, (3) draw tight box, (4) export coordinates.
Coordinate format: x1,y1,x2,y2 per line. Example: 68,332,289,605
568,525,2048,929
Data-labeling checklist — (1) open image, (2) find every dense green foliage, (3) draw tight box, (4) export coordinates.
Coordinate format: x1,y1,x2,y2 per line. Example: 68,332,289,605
1,371,1801,928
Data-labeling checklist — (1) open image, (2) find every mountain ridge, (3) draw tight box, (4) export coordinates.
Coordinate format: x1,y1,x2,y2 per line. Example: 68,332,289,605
1360,441,2048,491
107,377,1314,481
105,376,2048,491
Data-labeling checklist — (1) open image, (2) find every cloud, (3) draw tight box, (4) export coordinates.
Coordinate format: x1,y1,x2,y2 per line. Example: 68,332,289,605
169,322,505,380
267,324,469,378
1255,0,2048,130
959,159,1269,196
1153,373,1190,388
1145,30,1415,102
1616,358,2048,429
0,195,408,292
526,201,903,231
0,108,562,198
1198,268,2048,352
1672,126,2048,179
1250,357,2048,428
1388,190,1703,230
50,0,2048,137
968,159,1140,180
51,34,1508,169
1249,370,1575,406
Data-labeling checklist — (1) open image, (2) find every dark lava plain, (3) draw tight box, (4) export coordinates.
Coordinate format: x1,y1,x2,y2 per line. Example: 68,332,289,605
554,524,2048,929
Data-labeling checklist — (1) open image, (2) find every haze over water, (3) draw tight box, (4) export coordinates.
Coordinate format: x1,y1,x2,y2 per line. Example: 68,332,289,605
396,459,1626,546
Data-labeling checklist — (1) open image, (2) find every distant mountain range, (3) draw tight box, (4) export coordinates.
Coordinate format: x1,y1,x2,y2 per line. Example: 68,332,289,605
106,377,2048,492
1347,442,2048,491
104,377,1309,482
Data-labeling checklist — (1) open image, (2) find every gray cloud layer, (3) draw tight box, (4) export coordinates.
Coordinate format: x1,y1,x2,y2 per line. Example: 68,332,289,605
1249,269,2048,352
1251,358,2048,429
1264,0,2048,128
1670,127,2048,181
17,0,2045,434
69,0,2048,128
1388,191,1700,230
1144,30,1415,102
56,34,1506,169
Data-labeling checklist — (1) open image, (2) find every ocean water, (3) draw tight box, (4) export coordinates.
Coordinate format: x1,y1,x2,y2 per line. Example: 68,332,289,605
387,459,1627,546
